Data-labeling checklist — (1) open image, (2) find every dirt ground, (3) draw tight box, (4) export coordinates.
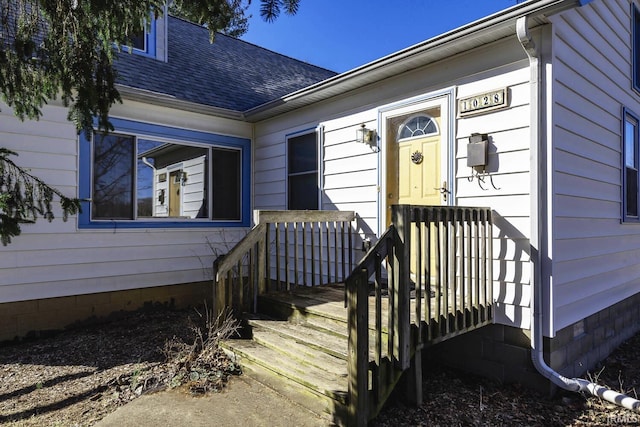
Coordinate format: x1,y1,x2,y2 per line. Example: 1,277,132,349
1,305,639,426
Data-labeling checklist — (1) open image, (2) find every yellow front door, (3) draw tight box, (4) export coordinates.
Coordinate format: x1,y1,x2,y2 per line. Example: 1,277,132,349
386,107,444,283
169,170,182,217
397,134,441,206
387,108,443,221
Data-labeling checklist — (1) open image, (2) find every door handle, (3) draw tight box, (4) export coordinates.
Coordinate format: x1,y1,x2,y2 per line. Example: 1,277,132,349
434,181,450,202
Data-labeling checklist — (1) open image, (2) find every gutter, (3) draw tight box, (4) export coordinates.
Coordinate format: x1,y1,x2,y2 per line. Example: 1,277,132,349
245,0,591,120
518,13,640,412
117,85,246,120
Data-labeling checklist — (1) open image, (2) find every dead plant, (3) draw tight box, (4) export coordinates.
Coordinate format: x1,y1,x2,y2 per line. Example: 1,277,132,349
161,303,242,394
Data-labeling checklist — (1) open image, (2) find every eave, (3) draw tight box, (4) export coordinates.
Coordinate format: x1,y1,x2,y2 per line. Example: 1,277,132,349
243,0,588,122
117,85,246,121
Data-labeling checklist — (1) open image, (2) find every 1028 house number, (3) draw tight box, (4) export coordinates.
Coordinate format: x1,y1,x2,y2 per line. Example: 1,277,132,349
458,88,507,116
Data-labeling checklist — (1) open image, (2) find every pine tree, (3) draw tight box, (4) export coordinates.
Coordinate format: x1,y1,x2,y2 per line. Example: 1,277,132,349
0,0,299,244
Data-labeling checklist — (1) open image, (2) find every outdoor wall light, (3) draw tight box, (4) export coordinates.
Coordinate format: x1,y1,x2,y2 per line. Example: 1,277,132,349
356,124,375,145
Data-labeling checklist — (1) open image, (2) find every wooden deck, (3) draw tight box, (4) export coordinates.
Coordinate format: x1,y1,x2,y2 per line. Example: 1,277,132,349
262,282,491,345
215,207,493,425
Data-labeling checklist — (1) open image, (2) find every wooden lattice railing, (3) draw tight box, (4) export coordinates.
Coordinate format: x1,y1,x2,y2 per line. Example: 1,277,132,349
345,205,493,426
213,210,355,316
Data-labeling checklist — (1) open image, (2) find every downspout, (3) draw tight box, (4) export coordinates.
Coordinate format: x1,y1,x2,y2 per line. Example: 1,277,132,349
517,15,640,412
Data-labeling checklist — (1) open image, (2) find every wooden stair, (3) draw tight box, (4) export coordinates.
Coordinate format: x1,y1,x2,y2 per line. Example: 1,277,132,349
221,285,353,425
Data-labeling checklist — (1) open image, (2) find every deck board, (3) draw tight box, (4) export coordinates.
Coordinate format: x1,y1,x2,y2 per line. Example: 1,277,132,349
263,283,491,343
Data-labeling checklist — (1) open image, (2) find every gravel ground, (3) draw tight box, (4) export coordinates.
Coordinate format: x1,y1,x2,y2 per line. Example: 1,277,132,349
1,305,639,426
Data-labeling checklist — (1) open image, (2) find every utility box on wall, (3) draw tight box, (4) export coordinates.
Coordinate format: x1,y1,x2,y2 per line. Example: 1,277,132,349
467,133,488,168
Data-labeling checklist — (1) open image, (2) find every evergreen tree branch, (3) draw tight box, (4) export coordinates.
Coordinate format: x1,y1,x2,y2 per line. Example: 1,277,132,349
0,148,81,245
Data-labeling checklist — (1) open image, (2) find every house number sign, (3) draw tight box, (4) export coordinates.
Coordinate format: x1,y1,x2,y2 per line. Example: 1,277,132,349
458,88,507,117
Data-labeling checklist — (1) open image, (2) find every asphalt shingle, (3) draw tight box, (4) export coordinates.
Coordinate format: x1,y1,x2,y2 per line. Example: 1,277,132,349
115,16,337,112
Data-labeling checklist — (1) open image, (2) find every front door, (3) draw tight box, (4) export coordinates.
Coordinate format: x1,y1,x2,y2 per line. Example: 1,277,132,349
384,96,449,282
169,170,182,217
386,104,445,222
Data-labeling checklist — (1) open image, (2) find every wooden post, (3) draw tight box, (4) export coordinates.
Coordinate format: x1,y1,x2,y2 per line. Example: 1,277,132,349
212,254,225,319
392,205,411,370
400,326,423,406
487,209,494,320
347,270,369,427
256,235,266,311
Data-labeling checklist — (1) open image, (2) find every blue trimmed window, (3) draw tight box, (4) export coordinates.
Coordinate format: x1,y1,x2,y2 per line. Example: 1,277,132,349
79,118,251,228
623,108,640,222
125,19,157,58
633,4,640,92
287,131,319,210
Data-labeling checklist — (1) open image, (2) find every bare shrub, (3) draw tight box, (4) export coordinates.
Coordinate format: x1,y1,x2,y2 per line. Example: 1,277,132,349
161,304,242,394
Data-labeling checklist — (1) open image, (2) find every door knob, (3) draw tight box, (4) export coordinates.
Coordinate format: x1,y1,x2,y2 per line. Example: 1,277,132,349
434,181,450,202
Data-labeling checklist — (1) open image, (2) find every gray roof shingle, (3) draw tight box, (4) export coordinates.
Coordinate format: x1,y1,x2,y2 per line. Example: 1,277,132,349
115,16,337,112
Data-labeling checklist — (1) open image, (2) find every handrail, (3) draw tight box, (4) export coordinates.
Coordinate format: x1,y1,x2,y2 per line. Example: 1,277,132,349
256,210,355,223
346,224,398,283
345,223,401,426
213,209,355,318
345,204,493,426
215,222,267,280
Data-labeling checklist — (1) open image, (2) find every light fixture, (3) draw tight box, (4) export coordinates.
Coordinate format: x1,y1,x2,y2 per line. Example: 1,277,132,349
356,124,375,145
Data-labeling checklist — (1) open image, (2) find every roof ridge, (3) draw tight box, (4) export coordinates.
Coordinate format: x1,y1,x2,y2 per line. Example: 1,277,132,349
166,14,336,75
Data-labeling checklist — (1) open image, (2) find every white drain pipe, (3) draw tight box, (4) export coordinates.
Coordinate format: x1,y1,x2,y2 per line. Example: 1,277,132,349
517,13,640,412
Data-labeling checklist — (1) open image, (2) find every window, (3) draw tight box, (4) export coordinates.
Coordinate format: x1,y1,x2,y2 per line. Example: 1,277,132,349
397,114,439,140
634,5,640,91
79,118,250,228
287,131,318,210
125,19,156,57
623,108,640,221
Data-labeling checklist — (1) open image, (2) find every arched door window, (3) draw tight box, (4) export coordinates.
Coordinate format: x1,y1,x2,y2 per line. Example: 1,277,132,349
396,114,439,141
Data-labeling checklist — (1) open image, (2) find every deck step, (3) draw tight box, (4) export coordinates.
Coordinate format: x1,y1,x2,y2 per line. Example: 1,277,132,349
249,329,347,377
235,357,347,424
221,338,348,404
246,316,348,361
223,285,383,425
257,293,348,325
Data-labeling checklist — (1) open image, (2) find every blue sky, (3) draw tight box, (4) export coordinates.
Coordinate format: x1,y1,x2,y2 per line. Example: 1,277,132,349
242,1,523,73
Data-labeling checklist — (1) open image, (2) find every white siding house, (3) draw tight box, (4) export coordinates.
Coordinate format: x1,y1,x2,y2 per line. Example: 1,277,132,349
250,0,640,383
550,0,640,333
3,0,640,390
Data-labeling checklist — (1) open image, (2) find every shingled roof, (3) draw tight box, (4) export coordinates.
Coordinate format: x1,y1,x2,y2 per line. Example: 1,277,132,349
115,16,337,113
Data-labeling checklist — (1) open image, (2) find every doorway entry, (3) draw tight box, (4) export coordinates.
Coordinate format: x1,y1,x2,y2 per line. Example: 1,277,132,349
169,169,182,217
383,94,451,226
380,93,452,282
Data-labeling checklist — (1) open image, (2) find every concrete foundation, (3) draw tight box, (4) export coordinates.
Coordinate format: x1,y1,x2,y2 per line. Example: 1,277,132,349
425,292,640,394
0,281,212,342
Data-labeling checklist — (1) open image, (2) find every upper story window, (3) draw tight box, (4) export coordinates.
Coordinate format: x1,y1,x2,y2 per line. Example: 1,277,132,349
633,4,640,92
287,131,319,210
125,19,157,58
79,118,250,228
623,108,640,222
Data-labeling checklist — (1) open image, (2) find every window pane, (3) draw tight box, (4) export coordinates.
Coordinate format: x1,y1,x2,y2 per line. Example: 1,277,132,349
288,173,318,210
93,134,134,219
625,119,637,168
627,168,638,217
398,114,439,140
130,31,146,51
288,133,317,174
138,141,209,219
212,148,241,220
287,132,318,210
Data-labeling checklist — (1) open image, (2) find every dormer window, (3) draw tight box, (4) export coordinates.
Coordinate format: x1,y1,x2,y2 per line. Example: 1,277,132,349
129,32,146,51
126,19,157,58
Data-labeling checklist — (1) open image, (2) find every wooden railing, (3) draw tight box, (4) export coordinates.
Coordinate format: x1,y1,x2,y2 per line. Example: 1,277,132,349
345,205,493,425
213,210,355,316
